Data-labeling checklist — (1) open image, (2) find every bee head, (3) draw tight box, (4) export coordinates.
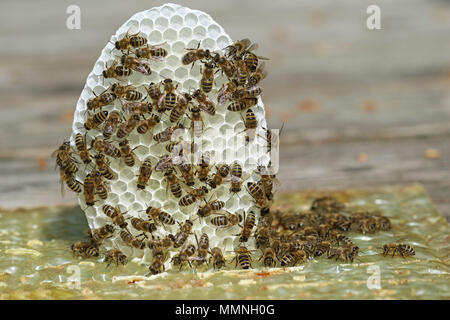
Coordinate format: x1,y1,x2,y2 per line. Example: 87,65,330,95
115,41,121,50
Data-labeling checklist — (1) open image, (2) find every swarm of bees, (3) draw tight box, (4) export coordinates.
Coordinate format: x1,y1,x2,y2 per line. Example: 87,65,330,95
55,30,414,274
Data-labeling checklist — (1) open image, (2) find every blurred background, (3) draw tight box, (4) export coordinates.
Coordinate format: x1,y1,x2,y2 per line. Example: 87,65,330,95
0,0,449,219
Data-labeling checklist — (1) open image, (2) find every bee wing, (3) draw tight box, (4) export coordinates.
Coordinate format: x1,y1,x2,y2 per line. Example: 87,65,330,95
134,63,152,75
174,90,187,104
158,93,166,107
247,43,258,52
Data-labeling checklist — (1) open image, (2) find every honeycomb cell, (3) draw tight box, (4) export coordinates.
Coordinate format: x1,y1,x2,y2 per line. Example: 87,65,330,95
163,28,178,42
184,12,198,27
161,4,175,17
208,24,221,39
179,27,192,39
170,15,183,29
193,26,207,38
201,38,216,50
149,30,163,43
155,17,169,31
165,54,179,68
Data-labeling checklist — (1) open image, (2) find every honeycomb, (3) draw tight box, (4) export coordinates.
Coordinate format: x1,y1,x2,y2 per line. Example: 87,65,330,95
68,3,272,268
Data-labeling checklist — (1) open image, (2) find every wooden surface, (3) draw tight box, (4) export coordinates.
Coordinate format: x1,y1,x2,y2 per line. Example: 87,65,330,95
0,0,449,219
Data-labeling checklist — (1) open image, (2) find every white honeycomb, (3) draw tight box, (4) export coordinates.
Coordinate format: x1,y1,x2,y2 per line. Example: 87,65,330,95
69,3,271,269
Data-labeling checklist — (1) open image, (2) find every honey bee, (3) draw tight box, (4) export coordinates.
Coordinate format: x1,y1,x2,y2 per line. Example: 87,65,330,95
209,247,226,270
235,59,250,87
243,46,269,72
280,250,306,267
327,244,360,262
171,243,195,270
102,111,121,139
192,233,209,266
261,123,284,154
92,169,109,200
217,79,238,105
179,186,209,207
237,210,256,242
373,214,391,231
118,140,137,167
213,53,235,79
328,230,353,246
169,93,191,123
197,199,225,218
179,163,195,186
120,230,146,249
381,243,415,258
52,141,78,175
121,100,152,116
158,79,186,111
232,246,253,269
189,106,204,138
86,91,116,111
120,55,152,75
241,109,257,144
136,114,160,138
84,110,109,131
200,62,215,93
196,152,212,182
153,123,184,143
232,86,262,101
155,154,174,172
71,241,99,258
229,162,250,198
182,43,211,68
256,164,280,200
145,82,162,111
207,164,230,189
135,42,167,61
91,138,121,158
102,60,132,79
247,62,267,88
246,181,271,208
259,247,276,268
74,133,91,164
314,240,332,257
226,38,252,59
90,224,115,244
62,172,83,194
145,206,175,226
227,97,258,112
171,219,193,248
164,168,183,198
94,153,116,180
115,31,147,50
192,89,216,116
210,211,242,229
137,157,153,190
255,223,271,249
130,217,157,235
111,83,143,101
83,173,96,206
148,256,165,275
102,204,128,229
104,248,128,268
116,114,140,139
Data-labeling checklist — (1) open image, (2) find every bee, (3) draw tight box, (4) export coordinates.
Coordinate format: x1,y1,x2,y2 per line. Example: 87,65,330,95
232,86,262,101
179,186,209,207
207,164,230,189
169,93,191,123
102,204,128,229
83,173,96,206
200,62,215,93
179,163,195,186
135,43,167,61
382,243,415,258
227,97,258,112
237,211,256,242
90,224,115,244
259,247,276,268
217,79,238,104
280,250,306,267
145,206,175,226
328,244,360,262
102,60,132,79
188,106,205,138
213,53,235,79
120,54,152,75
104,248,128,268
196,152,211,182
118,139,137,167
73,133,91,165
256,164,280,200
197,199,225,218
130,217,157,235
155,154,174,172
121,100,152,116
192,89,216,116
241,109,257,144
246,181,271,208
158,79,186,111
243,45,269,72
232,246,253,269
164,168,183,198
70,241,99,258
210,211,242,229
171,243,195,270
91,138,121,158
229,162,250,198
315,240,332,257
247,62,267,88
86,91,116,111
120,230,146,249
255,223,271,249
94,153,116,180
137,157,153,190
52,141,78,175
102,111,121,139
328,230,353,246
182,43,211,68
62,172,83,194
261,123,283,154
92,169,109,200
116,114,140,139
148,256,165,275
354,218,378,234
145,82,162,111
111,83,143,101
153,123,184,143
235,59,250,87
373,215,391,231
226,38,252,59
115,31,147,50
84,110,109,131
192,233,209,266
209,247,226,270
171,219,193,249
136,113,160,138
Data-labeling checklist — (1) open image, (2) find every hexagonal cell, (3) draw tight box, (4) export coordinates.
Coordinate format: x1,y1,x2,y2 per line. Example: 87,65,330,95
170,15,184,29
179,27,192,39
184,12,198,27
148,30,163,43
193,26,206,38
163,28,178,42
